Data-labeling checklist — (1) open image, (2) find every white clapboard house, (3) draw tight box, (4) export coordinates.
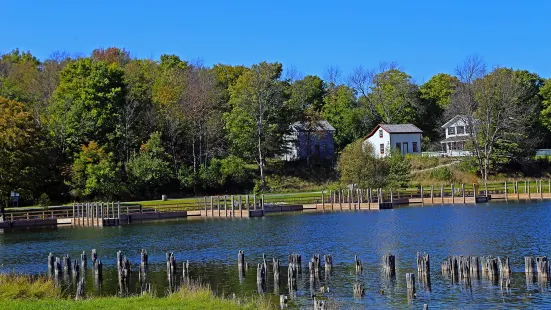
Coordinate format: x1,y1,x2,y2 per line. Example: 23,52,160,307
363,124,423,157
440,115,472,156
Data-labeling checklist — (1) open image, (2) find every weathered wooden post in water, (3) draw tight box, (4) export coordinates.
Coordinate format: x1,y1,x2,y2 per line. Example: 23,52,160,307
430,185,434,204
406,273,416,299
261,194,265,212
182,260,190,283
440,185,444,204
383,253,396,278
462,184,466,203
353,281,365,298
417,252,431,291
75,278,84,300
451,184,455,203
504,181,508,201
536,256,549,279
231,195,234,216
94,259,102,287
257,262,267,293
140,249,148,285
47,253,55,276
166,252,177,292
355,255,363,274
273,258,280,290
321,191,325,209
238,250,246,283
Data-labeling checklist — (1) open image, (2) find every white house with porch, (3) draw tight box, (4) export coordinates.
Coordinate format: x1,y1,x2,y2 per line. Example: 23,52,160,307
363,124,423,157
440,115,472,156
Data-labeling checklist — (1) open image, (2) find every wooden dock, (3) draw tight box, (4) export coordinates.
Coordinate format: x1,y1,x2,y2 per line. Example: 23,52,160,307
2,180,551,229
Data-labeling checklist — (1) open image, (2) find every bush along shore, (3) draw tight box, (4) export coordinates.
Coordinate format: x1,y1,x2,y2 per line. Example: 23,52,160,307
0,274,275,310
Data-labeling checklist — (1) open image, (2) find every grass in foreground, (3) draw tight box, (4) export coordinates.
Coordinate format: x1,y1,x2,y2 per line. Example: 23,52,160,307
0,274,274,310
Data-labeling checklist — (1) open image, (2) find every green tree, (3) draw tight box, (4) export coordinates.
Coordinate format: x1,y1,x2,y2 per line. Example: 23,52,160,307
386,148,411,187
337,140,388,189
322,85,369,150
419,73,459,140
419,73,459,109
0,49,41,107
450,62,540,180
288,75,326,113
120,59,158,162
69,141,122,200
368,69,419,124
541,79,551,131
48,58,126,158
225,62,290,189
0,97,46,216
126,132,173,198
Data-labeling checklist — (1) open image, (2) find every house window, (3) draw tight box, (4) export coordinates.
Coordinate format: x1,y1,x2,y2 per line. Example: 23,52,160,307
380,144,384,155
412,142,418,153
379,129,383,138
395,143,401,150
457,126,465,134
466,126,471,134
448,127,455,135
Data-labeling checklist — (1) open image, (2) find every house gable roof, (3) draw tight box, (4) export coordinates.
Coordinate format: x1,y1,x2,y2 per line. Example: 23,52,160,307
441,115,472,128
364,123,423,139
291,120,335,132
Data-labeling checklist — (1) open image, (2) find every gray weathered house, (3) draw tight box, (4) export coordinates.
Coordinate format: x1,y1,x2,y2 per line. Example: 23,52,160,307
282,121,335,161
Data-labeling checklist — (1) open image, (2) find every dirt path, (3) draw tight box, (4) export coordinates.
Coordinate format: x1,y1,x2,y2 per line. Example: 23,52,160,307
411,161,460,174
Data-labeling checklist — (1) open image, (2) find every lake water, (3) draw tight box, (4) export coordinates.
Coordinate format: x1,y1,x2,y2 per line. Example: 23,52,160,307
2,201,551,308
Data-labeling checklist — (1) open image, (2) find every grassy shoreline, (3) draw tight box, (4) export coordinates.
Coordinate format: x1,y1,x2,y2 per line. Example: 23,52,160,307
0,274,274,310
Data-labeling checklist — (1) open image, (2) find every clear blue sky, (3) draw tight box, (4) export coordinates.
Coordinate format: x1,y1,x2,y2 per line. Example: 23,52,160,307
1,0,549,82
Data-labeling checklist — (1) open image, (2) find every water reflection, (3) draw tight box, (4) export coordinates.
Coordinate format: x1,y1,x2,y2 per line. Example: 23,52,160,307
2,201,551,308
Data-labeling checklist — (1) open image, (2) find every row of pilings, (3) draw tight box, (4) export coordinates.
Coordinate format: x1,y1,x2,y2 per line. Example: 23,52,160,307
46,250,551,308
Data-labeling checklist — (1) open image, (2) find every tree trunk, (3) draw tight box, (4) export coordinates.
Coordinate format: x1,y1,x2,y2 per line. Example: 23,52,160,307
258,134,265,190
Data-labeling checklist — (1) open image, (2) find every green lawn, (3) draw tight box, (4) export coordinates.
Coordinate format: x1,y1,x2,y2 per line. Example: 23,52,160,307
0,274,273,310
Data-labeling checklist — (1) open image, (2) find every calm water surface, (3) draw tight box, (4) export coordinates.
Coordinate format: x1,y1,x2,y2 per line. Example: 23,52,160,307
2,201,551,309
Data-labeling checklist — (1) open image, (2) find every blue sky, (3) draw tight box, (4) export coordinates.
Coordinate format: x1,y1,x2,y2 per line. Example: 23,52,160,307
1,0,549,83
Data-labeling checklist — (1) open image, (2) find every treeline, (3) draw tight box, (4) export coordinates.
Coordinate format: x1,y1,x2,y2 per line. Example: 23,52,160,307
1,48,551,205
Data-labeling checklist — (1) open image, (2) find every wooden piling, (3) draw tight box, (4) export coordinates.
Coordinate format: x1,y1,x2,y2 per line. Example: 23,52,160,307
140,249,148,284
462,184,466,203
536,256,549,278
440,185,444,204
166,252,177,291
355,255,363,274
420,186,424,206
383,253,396,278
525,256,536,274
231,195,234,216
273,258,280,287
451,184,455,203
406,273,416,299
47,253,55,275
261,194,265,212
353,281,365,298
182,260,190,282
324,254,332,270
499,256,511,278
257,262,267,293
430,185,434,204
75,278,85,300
321,191,325,209
94,259,102,285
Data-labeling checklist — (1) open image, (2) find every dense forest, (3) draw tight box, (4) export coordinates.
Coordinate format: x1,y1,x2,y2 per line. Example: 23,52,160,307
1,48,551,206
